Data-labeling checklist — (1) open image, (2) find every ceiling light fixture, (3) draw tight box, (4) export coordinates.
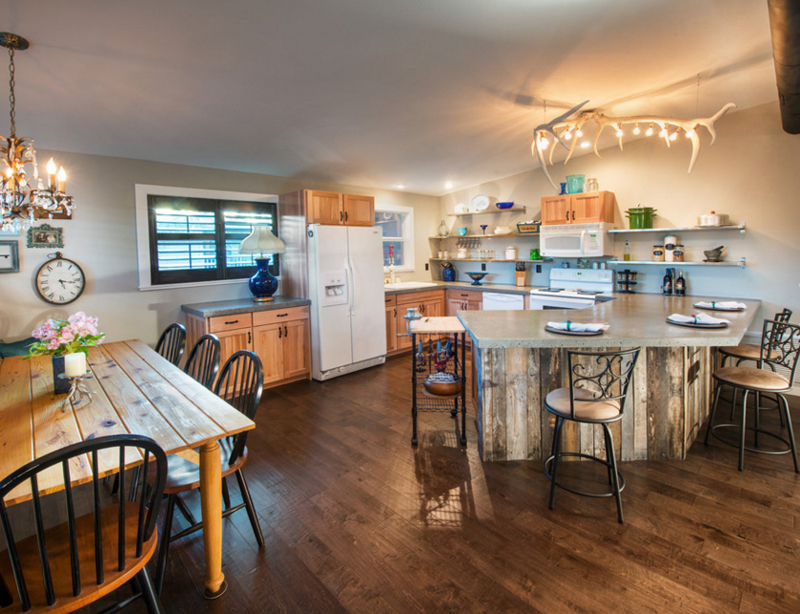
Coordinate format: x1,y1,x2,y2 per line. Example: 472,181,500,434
444,182,453,190
530,100,735,190
633,123,640,135
645,122,654,136
0,33,74,232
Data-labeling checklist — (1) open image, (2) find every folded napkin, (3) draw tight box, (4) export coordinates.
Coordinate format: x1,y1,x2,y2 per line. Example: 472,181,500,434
547,321,609,332
668,313,730,325
693,300,746,310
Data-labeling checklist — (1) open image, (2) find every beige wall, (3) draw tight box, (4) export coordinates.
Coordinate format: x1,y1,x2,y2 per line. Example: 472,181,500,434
2,102,796,347
440,102,800,327
0,153,438,346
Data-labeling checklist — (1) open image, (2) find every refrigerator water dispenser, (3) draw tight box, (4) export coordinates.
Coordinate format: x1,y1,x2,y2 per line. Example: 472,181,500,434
321,270,348,306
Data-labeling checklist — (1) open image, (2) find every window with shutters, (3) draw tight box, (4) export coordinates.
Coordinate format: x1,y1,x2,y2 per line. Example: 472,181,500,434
134,185,279,290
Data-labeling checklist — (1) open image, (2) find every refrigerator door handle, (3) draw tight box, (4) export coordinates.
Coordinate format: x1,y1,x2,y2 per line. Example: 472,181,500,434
344,258,354,316
347,255,357,315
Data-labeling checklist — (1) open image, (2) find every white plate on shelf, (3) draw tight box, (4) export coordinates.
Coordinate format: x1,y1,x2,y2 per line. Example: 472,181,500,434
470,194,490,212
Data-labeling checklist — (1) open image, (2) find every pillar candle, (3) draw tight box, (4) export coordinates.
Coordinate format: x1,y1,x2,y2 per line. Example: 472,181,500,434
63,353,86,377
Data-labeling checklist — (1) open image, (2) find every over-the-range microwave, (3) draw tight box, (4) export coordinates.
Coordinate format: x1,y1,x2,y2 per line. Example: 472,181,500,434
540,223,615,258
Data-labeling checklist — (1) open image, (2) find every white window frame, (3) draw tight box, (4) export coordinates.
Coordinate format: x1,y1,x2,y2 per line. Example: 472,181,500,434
375,203,415,273
134,184,277,291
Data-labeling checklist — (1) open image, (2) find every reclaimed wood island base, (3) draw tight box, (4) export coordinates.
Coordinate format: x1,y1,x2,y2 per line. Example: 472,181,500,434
457,295,761,462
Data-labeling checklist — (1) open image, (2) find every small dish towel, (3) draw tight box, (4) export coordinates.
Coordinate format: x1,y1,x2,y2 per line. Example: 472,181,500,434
693,300,746,310
547,321,610,332
668,313,730,325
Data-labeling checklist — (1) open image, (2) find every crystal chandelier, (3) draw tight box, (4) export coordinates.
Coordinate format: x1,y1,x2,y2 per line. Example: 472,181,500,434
0,32,74,232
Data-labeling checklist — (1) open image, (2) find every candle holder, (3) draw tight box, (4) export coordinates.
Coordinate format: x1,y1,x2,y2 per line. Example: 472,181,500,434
58,372,93,407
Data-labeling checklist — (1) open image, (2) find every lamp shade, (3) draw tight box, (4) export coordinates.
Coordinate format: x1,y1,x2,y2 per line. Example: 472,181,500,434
238,226,286,256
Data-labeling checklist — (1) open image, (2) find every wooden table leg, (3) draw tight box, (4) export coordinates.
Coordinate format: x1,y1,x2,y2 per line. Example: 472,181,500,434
199,440,227,599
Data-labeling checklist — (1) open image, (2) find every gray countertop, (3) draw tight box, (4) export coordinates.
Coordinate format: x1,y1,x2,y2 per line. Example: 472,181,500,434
385,281,544,296
181,296,310,318
457,294,761,349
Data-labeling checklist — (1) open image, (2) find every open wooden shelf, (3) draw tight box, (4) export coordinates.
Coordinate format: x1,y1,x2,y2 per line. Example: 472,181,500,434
448,206,527,216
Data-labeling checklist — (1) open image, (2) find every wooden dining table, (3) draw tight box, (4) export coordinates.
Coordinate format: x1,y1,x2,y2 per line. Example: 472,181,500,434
0,339,255,599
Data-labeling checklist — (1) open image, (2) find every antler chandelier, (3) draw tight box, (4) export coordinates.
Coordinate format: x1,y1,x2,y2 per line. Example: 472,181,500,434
531,100,736,191
0,32,74,232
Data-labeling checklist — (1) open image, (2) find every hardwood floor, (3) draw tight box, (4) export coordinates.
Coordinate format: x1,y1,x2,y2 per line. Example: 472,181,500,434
88,353,800,613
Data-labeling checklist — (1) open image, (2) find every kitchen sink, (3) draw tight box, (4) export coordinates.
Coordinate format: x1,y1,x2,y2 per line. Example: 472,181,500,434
384,281,439,290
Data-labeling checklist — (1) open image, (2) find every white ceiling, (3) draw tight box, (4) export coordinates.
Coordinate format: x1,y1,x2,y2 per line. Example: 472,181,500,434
0,0,779,195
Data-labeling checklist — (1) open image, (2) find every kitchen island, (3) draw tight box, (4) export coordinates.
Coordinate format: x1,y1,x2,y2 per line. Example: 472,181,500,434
457,294,761,462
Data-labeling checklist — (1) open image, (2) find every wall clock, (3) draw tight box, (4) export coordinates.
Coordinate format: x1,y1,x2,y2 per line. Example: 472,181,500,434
34,252,86,305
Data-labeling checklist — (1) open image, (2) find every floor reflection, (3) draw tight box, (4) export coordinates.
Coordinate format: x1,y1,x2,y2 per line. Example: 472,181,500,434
412,430,476,528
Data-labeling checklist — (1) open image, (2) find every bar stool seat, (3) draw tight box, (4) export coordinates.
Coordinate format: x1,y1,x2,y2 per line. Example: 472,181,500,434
545,388,621,420
713,366,789,391
718,343,760,363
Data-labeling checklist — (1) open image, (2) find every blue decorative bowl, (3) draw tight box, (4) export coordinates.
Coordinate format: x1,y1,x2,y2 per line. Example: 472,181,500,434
466,272,488,286
496,202,514,210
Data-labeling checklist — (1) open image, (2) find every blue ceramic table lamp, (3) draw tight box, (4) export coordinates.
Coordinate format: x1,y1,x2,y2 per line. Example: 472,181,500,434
238,226,286,302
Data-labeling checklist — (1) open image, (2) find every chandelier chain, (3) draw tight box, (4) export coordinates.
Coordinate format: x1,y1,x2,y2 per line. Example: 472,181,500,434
7,46,14,137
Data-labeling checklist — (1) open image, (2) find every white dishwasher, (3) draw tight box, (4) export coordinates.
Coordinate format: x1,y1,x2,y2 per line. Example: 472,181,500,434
482,292,525,311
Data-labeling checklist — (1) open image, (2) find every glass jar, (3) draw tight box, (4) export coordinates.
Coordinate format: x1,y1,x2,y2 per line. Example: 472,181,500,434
585,178,599,192
673,245,684,262
652,245,664,261
437,220,449,237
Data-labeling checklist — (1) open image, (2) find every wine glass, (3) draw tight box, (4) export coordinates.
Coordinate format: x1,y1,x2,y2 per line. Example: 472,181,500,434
480,224,488,235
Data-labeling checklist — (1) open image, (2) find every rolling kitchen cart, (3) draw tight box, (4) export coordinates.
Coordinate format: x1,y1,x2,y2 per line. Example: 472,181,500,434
409,316,467,446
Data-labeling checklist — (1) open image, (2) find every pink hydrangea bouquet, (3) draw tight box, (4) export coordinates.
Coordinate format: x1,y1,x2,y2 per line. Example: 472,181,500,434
27,312,105,357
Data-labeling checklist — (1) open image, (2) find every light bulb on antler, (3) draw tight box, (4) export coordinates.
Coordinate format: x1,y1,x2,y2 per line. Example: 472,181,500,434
530,101,736,191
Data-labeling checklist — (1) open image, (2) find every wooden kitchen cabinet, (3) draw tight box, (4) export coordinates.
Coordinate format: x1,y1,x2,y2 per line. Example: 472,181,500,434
253,307,311,386
282,189,375,226
389,289,446,354
446,289,483,316
541,191,615,225
385,295,398,354
207,313,253,367
185,304,310,390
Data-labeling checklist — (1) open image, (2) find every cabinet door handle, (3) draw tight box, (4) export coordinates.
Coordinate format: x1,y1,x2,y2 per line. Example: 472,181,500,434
565,211,569,222
225,319,239,325
420,304,425,314
394,308,397,316
247,331,251,344
339,210,343,221
284,325,288,337
278,326,282,338
345,211,349,222
572,210,575,221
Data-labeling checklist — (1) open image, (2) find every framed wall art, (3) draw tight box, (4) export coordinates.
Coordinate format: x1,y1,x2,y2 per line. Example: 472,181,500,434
0,241,19,273
27,224,63,249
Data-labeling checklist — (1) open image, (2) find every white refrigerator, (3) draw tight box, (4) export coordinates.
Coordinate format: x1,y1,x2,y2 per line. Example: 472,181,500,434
306,224,387,380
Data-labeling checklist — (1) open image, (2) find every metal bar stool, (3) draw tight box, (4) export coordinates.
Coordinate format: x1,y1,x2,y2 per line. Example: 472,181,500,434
717,308,791,422
543,347,641,524
705,319,800,472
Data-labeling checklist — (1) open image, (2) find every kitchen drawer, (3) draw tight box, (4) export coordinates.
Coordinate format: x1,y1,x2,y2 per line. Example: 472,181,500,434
396,289,445,305
447,289,482,303
252,305,309,327
385,295,396,306
208,313,253,333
